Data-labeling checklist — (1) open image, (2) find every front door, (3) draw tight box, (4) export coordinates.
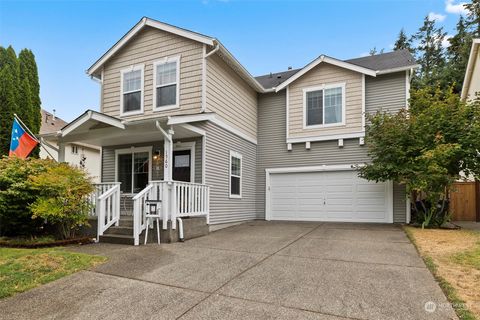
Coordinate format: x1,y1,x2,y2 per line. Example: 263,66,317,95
173,149,191,182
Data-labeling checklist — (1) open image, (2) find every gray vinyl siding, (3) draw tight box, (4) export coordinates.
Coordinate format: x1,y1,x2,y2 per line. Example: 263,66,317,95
257,89,407,223
365,72,407,115
393,183,407,223
101,137,203,184
197,121,257,225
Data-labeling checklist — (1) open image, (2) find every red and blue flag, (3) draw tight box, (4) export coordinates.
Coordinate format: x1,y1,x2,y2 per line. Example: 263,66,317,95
9,118,38,159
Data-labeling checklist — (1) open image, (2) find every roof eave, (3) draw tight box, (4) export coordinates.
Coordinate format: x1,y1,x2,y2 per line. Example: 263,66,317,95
86,17,215,77
461,39,480,101
375,64,421,75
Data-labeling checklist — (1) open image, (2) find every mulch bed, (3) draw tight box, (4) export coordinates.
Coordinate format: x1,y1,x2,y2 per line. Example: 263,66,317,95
0,237,95,248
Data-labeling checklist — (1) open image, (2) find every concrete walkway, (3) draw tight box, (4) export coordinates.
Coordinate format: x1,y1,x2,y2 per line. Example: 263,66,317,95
0,221,457,320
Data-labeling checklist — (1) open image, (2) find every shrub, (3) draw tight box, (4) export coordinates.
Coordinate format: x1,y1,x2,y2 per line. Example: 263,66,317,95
29,163,94,239
0,157,55,236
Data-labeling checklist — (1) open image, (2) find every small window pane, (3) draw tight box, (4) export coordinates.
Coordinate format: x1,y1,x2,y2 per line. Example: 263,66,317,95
133,152,149,193
156,84,177,107
118,154,133,193
123,70,141,92
324,87,342,124
307,90,323,126
156,61,177,85
231,157,241,176
231,176,240,195
124,91,141,112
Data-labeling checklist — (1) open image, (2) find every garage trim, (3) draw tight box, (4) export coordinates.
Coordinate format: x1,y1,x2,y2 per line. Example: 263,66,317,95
265,165,394,223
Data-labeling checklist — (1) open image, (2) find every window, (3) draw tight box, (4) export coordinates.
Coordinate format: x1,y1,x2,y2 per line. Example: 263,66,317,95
121,65,144,115
71,145,78,155
304,84,345,127
116,147,151,194
154,56,180,110
229,151,242,198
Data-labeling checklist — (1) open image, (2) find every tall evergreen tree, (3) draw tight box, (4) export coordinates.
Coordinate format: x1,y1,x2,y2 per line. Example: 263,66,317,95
445,16,473,92
411,16,447,88
0,65,18,155
394,28,414,53
18,49,41,134
465,0,480,37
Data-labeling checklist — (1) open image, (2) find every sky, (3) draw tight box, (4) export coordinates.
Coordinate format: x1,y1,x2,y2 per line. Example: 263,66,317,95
0,0,470,122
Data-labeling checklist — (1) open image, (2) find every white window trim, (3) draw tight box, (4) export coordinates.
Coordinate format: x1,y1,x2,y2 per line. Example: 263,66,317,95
229,151,242,199
153,56,181,112
303,82,346,129
115,146,152,195
120,64,145,117
173,141,195,183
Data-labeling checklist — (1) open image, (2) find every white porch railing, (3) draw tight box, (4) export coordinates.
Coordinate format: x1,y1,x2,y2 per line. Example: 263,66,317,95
89,183,121,239
132,180,210,246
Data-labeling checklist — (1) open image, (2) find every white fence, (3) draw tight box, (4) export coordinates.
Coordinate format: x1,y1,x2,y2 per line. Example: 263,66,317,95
132,180,209,245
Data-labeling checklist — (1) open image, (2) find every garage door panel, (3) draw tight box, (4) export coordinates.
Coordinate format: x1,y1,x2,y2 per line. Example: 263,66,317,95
269,170,392,223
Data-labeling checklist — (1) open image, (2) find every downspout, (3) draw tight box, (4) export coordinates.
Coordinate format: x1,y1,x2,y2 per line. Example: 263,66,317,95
201,41,220,112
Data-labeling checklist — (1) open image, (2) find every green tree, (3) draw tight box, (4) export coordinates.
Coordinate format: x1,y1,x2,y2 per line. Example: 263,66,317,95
369,47,385,56
0,64,18,155
412,16,447,88
359,87,480,227
18,49,41,134
445,16,473,93
465,0,480,36
394,28,414,53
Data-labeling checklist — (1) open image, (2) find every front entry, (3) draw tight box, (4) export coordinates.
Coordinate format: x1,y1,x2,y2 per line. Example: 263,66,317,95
173,149,192,182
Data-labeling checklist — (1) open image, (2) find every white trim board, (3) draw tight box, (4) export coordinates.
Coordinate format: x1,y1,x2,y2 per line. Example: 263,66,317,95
62,110,125,138
87,17,214,76
276,55,376,92
265,164,394,223
286,132,365,144
229,150,243,199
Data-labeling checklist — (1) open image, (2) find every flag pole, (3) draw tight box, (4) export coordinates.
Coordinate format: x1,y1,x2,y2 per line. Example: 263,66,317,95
13,113,58,161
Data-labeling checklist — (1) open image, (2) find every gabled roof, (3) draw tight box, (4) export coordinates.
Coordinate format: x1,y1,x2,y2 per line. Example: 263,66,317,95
61,110,125,138
275,55,377,92
346,49,418,74
461,38,480,101
87,17,215,77
40,109,68,134
257,50,419,91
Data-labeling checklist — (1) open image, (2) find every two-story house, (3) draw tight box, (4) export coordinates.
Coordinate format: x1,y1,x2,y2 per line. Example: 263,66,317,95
48,17,418,244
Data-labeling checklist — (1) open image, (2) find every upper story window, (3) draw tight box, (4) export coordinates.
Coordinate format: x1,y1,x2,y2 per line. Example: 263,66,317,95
229,151,242,198
304,83,345,128
120,65,144,116
154,56,180,111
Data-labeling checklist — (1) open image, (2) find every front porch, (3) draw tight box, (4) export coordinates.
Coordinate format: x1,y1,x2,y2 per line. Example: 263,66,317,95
54,111,210,245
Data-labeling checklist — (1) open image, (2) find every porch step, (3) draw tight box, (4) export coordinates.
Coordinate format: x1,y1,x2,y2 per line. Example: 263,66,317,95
104,226,133,236
98,234,135,245
118,216,133,228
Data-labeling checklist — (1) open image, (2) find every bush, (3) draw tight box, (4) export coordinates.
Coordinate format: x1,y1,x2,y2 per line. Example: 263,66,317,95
29,163,94,239
0,157,94,239
0,157,55,236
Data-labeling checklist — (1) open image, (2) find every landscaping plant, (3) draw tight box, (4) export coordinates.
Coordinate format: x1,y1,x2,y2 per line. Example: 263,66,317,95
29,162,94,239
359,86,480,227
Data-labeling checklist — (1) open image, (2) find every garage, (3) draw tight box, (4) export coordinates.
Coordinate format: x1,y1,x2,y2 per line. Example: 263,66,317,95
266,167,393,223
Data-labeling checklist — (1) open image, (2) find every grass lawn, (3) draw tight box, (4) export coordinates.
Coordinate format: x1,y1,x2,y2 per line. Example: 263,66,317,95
405,226,480,320
0,247,106,299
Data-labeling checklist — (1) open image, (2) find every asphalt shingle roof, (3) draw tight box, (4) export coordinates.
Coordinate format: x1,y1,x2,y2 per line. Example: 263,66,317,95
255,49,417,90
40,109,68,134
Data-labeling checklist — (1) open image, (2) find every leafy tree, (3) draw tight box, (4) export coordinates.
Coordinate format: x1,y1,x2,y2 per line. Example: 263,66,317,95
359,87,480,227
444,16,473,93
394,28,414,53
0,64,18,155
412,16,447,88
29,162,94,239
18,49,41,134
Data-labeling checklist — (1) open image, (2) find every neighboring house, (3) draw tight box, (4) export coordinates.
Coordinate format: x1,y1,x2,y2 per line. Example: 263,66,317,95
47,17,418,244
461,38,480,101
39,109,101,182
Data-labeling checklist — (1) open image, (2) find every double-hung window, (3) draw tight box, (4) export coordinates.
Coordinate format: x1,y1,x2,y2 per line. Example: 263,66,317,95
154,56,180,110
121,65,144,115
304,83,345,127
229,151,242,198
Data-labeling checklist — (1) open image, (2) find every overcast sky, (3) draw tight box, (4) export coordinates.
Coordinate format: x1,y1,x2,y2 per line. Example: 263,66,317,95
0,0,468,122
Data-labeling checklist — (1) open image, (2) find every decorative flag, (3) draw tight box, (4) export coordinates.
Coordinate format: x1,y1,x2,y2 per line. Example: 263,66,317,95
9,118,38,159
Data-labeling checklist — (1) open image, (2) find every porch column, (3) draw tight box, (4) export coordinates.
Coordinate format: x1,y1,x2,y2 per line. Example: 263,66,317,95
163,134,173,181
58,142,66,162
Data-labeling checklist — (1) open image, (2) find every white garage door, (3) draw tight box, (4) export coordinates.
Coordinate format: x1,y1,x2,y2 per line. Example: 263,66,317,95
267,169,392,223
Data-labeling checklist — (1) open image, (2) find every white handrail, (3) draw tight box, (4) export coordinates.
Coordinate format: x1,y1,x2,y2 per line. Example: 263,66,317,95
96,184,121,239
132,180,210,245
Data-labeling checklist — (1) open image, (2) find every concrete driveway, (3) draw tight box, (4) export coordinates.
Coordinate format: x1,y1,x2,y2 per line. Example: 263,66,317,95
0,221,457,320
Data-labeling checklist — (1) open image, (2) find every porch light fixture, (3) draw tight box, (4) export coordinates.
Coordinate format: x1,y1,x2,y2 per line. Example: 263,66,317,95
153,150,162,161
